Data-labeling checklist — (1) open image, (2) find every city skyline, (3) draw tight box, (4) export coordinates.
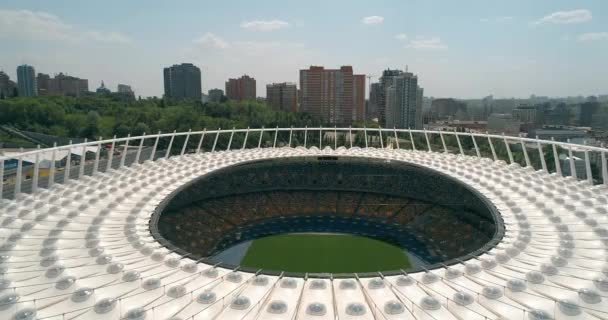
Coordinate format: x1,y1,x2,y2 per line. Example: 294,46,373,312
1,0,607,98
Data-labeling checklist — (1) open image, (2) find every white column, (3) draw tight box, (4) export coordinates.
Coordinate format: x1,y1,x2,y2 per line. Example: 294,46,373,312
471,134,480,157
227,128,235,151
181,129,192,155
196,129,206,153
455,132,464,156
273,127,279,148
410,130,418,151
378,127,384,148
79,139,87,178
364,127,368,149
304,126,308,148
14,150,23,197
211,129,220,152
0,157,4,199
439,132,447,153
334,126,337,150
319,126,322,149
165,131,176,159
150,132,161,160
106,137,116,171
536,137,548,173
520,138,531,168
487,135,498,161
349,126,353,148
135,134,145,164
583,142,592,184
567,139,577,179
601,144,608,186
49,143,57,187
552,138,562,177
393,128,399,150
32,145,40,193
242,127,249,150
64,141,72,182
422,129,433,152
93,138,102,175
258,127,264,149
120,135,130,167
503,134,514,164
288,127,293,147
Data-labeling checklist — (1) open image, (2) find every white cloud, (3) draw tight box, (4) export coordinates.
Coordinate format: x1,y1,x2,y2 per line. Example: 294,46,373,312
361,16,384,25
578,32,608,42
407,37,448,50
240,20,289,31
191,34,305,53
193,32,229,49
534,9,592,25
0,9,131,43
394,33,408,40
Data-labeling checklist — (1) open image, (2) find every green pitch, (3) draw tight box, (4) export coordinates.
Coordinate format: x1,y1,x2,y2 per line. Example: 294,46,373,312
240,233,410,273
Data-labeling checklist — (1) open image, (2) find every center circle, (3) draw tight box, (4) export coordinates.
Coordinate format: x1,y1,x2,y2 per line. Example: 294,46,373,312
151,156,503,275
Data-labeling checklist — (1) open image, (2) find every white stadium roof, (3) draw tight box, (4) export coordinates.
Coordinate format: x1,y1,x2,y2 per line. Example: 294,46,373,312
0,128,607,320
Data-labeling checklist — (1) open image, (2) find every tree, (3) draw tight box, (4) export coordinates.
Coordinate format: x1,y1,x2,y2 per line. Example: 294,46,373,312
0,95,321,142
133,122,150,136
81,111,100,139
113,123,130,137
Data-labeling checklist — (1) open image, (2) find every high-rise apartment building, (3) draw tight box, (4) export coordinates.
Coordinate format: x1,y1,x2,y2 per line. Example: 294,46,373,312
208,89,224,102
17,64,37,97
225,75,256,101
37,73,89,96
353,75,366,122
377,69,404,123
163,63,202,100
368,82,381,120
299,66,365,125
36,73,50,95
384,71,419,129
0,71,17,98
416,86,424,129
266,83,297,112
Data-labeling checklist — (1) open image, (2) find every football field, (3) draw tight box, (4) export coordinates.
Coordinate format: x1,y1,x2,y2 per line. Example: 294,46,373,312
240,233,411,273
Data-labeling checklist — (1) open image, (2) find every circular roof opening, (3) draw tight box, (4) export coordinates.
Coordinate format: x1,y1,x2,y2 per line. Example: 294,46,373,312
152,156,502,276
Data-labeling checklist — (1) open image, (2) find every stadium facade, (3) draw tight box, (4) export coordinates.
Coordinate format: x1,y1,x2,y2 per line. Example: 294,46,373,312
0,127,607,319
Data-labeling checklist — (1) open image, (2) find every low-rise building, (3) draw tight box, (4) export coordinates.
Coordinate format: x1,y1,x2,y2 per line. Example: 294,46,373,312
487,113,520,135
37,73,89,96
208,89,224,102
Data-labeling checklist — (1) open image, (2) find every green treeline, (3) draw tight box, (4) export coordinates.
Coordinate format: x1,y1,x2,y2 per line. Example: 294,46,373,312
0,95,320,139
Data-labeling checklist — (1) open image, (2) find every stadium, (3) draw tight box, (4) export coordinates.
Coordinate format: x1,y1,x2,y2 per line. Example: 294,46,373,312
0,127,607,319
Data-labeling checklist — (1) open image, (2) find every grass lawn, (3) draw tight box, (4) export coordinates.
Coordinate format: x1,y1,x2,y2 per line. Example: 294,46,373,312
240,233,410,273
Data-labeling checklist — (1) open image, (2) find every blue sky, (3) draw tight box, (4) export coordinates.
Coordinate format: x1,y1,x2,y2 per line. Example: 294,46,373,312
1,0,607,98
